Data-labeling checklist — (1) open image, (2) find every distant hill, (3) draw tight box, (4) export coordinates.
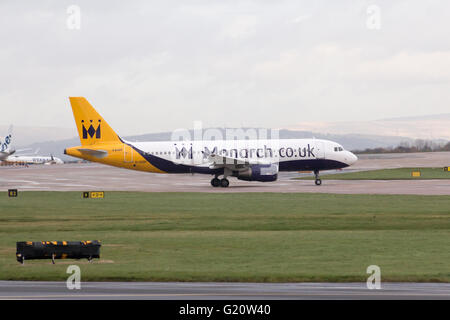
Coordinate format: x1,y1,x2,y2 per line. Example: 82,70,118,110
288,113,450,140
380,113,450,121
0,125,75,147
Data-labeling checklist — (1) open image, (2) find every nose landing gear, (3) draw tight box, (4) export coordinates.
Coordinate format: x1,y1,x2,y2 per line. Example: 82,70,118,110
314,170,322,186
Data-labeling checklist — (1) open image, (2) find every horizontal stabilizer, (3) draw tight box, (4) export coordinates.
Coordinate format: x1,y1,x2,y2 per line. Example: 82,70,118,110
77,148,108,158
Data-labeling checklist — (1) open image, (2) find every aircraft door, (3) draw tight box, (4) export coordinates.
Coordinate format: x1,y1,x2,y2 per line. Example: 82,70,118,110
124,144,134,163
315,141,326,159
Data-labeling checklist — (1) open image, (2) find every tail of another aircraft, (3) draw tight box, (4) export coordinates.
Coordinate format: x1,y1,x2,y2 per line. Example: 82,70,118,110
69,97,121,146
0,125,13,153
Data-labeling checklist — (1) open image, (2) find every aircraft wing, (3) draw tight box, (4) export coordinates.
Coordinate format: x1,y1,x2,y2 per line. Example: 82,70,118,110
203,152,271,169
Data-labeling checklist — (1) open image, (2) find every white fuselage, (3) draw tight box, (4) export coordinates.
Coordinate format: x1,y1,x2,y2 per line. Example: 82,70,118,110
3,155,64,165
125,138,357,173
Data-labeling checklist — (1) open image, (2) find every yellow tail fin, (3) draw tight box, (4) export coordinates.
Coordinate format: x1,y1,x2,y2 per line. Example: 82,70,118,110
69,97,120,146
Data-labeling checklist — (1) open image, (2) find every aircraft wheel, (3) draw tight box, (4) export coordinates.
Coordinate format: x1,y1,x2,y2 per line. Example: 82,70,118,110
211,178,220,187
315,178,322,186
220,178,230,188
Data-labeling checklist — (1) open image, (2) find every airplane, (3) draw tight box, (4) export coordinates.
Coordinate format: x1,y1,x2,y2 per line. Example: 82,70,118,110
1,127,63,165
1,126,37,162
65,97,357,187
4,154,64,165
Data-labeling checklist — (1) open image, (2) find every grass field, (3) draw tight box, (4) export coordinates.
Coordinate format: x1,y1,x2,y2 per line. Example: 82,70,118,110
1,192,449,282
296,167,450,180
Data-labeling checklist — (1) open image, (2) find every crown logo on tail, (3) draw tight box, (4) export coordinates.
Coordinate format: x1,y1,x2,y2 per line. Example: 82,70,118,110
82,120,101,139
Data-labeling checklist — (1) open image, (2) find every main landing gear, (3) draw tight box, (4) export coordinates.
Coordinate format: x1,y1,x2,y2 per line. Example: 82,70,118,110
211,176,230,188
314,170,322,186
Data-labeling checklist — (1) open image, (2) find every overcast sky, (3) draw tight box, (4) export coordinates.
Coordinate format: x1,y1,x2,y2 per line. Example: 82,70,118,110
1,0,449,135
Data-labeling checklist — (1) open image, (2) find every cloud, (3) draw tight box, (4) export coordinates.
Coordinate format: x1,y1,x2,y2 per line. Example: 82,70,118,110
0,0,450,134
287,14,310,24
222,15,258,39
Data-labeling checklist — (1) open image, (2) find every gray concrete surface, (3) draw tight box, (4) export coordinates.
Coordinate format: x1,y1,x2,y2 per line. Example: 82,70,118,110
352,151,450,170
0,152,449,194
1,281,449,300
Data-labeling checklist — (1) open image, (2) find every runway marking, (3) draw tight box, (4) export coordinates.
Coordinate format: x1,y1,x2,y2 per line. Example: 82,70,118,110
5,283,449,291
1,291,450,299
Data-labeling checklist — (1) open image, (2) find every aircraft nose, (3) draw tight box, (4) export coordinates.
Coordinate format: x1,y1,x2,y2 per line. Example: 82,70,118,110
343,151,357,166
348,152,358,165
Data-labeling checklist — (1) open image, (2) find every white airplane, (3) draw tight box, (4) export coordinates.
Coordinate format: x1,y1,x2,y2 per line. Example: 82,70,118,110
1,127,63,165
65,97,357,187
4,154,64,165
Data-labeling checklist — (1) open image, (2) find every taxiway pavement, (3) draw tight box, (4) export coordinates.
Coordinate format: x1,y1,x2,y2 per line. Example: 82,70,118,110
1,151,449,195
1,281,449,300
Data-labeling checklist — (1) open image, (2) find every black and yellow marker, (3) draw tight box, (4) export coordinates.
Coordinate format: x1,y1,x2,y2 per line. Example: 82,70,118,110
83,191,105,199
411,170,421,177
16,240,101,264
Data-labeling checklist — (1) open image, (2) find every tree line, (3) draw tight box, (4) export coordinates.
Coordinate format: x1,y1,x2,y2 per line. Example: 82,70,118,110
353,140,450,154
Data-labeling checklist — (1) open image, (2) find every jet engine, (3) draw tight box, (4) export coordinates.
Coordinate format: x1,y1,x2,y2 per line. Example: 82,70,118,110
234,163,278,182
